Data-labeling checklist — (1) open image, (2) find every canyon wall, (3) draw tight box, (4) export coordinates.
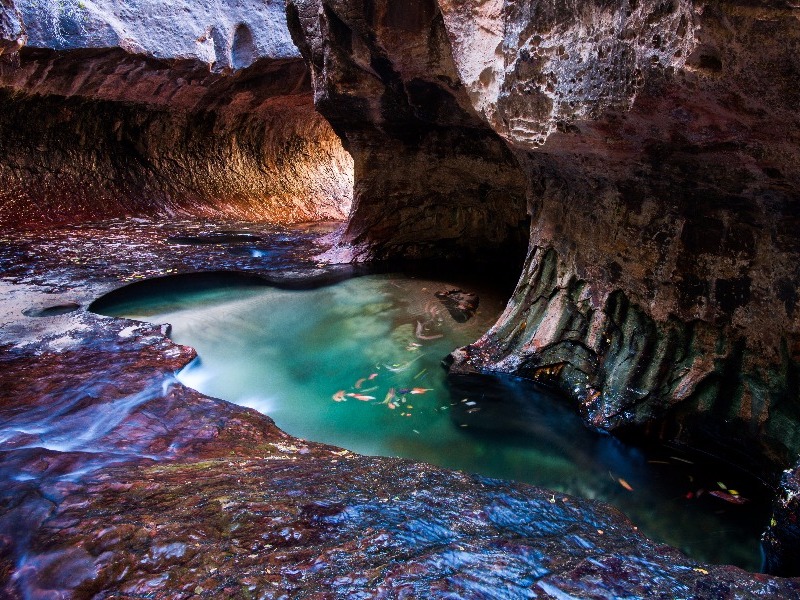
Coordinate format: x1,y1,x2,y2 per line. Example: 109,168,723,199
0,0,353,226
286,0,530,265
288,0,800,471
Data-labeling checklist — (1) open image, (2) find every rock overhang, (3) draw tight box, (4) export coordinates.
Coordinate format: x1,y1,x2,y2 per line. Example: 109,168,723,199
13,0,300,65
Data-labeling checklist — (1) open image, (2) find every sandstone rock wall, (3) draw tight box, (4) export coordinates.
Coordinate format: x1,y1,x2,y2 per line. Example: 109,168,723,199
15,0,297,63
444,0,800,470
0,0,353,226
288,0,800,471
287,0,529,265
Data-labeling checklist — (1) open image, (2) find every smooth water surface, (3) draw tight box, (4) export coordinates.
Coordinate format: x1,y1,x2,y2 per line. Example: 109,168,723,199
96,273,770,570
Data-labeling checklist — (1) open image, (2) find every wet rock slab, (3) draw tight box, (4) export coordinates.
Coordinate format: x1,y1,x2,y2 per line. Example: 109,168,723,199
1,220,799,597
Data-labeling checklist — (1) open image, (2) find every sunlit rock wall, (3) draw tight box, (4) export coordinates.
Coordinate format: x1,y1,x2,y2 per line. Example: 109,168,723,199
289,0,800,470
286,0,529,264
0,0,353,226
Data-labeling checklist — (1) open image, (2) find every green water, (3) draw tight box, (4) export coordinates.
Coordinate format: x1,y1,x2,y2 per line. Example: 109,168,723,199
96,273,770,570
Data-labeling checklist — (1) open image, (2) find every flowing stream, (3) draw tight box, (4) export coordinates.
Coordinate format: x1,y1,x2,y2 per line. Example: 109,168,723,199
93,271,771,571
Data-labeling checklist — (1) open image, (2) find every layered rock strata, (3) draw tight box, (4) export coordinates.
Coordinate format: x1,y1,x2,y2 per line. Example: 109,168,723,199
0,0,353,226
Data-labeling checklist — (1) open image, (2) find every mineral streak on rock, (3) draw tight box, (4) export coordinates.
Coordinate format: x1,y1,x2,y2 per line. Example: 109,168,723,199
0,0,354,226
286,0,530,264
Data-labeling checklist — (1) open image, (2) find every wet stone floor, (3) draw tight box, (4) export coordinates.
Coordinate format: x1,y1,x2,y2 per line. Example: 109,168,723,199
0,218,798,598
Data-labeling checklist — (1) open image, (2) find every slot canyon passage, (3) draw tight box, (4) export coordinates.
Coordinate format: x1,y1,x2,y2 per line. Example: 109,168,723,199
1,0,800,596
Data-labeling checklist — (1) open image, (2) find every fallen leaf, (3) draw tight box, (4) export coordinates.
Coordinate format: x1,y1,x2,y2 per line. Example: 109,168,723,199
709,490,749,504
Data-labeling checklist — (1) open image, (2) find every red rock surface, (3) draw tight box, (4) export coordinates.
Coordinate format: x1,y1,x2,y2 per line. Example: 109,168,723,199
1,220,799,596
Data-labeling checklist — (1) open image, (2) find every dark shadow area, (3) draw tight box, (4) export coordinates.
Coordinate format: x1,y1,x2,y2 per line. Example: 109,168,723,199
446,372,774,572
22,302,81,318
167,232,263,245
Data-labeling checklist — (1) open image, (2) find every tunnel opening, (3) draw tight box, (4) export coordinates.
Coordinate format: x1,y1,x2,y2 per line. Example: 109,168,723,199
0,50,354,228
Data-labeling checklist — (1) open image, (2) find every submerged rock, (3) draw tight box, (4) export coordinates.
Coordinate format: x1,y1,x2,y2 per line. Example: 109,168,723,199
436,288,479,323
